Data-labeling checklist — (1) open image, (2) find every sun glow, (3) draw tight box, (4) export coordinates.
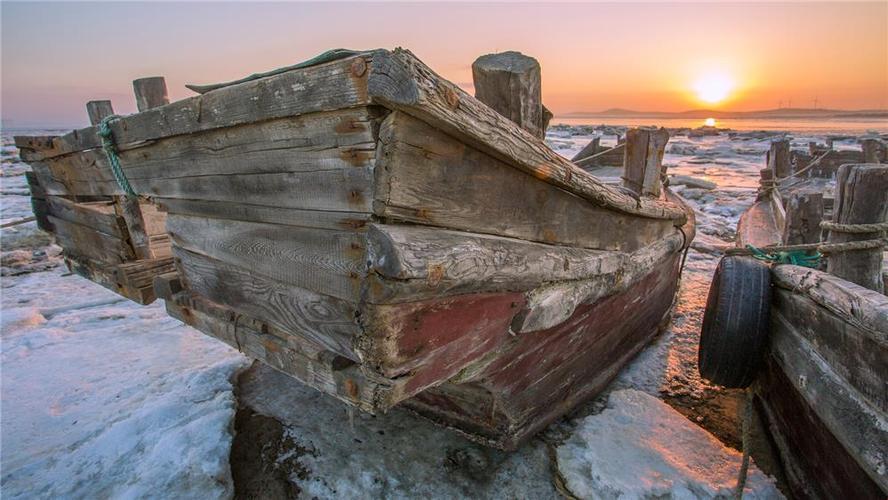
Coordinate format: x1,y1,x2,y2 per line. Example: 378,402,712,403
704,118,716,127
693,73,735,105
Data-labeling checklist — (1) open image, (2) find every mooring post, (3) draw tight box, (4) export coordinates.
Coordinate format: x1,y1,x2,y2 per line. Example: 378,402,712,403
86,100,114,125
768,139,791,178
133,76,169,112
623,127,670,197
472,51,546,139
783,192,824,245
860,137,884,164
826,164,888,293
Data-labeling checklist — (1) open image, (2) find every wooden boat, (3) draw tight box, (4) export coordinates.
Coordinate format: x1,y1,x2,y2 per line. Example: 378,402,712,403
700,138,887,498
17,48,693,449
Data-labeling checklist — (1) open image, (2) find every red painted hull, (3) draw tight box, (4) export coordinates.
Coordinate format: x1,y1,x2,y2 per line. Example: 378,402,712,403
404,252,683,448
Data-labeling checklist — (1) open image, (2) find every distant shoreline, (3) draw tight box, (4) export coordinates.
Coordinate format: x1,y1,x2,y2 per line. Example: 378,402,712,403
561,108,888,120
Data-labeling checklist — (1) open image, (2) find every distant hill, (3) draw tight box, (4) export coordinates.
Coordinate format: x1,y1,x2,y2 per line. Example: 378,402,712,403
563,108,888,119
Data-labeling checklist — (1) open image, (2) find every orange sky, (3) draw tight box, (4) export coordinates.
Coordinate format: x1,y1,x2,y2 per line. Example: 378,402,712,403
2,2,886,127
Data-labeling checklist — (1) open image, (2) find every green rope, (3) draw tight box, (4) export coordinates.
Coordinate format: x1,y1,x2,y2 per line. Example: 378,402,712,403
745,244,821,268
97,115,136,197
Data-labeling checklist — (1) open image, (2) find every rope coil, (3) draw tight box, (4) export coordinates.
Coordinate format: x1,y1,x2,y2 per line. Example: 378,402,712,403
97,115,137,197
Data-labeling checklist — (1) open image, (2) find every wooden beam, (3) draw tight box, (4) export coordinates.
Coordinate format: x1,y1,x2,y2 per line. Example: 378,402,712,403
782,192,824,245
826,164,888,292
14,53,377,160
472,51,545,138
132,77,169,111
86,100,114,126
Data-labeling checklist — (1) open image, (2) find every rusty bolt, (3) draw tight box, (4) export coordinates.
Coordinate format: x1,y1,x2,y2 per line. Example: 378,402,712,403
444,86,460,109
351,58,367,77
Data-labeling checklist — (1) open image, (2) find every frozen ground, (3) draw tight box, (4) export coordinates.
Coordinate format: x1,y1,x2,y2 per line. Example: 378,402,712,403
2,124,861,498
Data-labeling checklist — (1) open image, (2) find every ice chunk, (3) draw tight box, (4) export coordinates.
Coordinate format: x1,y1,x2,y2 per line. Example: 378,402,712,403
556,390,782,499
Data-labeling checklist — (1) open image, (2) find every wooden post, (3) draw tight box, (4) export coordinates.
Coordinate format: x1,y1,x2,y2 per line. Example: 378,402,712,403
783,193,824,245
622,127,670,197
860,138,883,164
86,100,114,125
472,52,545,139
768,139,791,178
133,77,169,112
826,164,888,293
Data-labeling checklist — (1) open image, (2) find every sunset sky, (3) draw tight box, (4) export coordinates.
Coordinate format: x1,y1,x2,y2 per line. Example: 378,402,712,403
2,1,886,128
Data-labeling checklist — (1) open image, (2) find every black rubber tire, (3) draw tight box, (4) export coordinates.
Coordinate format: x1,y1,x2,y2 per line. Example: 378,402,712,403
698,256,772,388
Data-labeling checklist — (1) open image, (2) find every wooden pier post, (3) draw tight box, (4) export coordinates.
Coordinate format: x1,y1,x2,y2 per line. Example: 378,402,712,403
132,77,169,112
86,100,114,125
860,138,883,164
623,127,670,197
783,192,824,245
826,164,888,293
768,139,791,178
472,52,546,139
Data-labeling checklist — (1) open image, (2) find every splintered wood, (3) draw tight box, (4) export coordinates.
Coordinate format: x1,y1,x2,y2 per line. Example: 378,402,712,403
16,49,693,449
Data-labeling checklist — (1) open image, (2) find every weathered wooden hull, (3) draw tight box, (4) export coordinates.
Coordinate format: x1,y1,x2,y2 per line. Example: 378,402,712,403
17,48,693,448
405,252,682,448
737,185,888,496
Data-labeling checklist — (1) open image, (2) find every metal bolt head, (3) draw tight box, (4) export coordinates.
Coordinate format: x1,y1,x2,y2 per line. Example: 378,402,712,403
444,86,460,110
351,58,367,77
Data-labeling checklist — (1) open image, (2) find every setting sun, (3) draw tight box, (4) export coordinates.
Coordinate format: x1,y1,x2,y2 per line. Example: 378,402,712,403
693,72,735,105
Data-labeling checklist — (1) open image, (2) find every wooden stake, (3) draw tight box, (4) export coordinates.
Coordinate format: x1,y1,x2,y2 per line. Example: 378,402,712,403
783,192,824,245
86,100,114,125
768,139,791,178
860,138,883,164
826,164,888,293
472,51,545,139
622,127,670,197
133,77,169,112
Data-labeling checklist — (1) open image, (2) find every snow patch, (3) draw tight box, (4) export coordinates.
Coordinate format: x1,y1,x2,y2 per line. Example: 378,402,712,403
556,390,782,499
1,268,249,499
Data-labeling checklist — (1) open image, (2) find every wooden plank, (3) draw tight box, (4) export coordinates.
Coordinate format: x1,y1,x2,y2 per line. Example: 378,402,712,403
769,306,888,491
155,199,372,231
365,222,622,302
756,360,884,500
772,265,888,341
366,49,686,222
166,214,365,301
174,247,360,360
571,136,601,163
14,53,377,161
574,144,625,169
773,287,886,412
374,112,675,251
38,108,380,187
44,197,126,238
53,168,375,212
826,164,888,292
48,215,134,264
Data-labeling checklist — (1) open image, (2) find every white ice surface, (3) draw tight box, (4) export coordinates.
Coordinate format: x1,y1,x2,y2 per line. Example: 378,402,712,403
557,390,782,499
1,268,249,499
